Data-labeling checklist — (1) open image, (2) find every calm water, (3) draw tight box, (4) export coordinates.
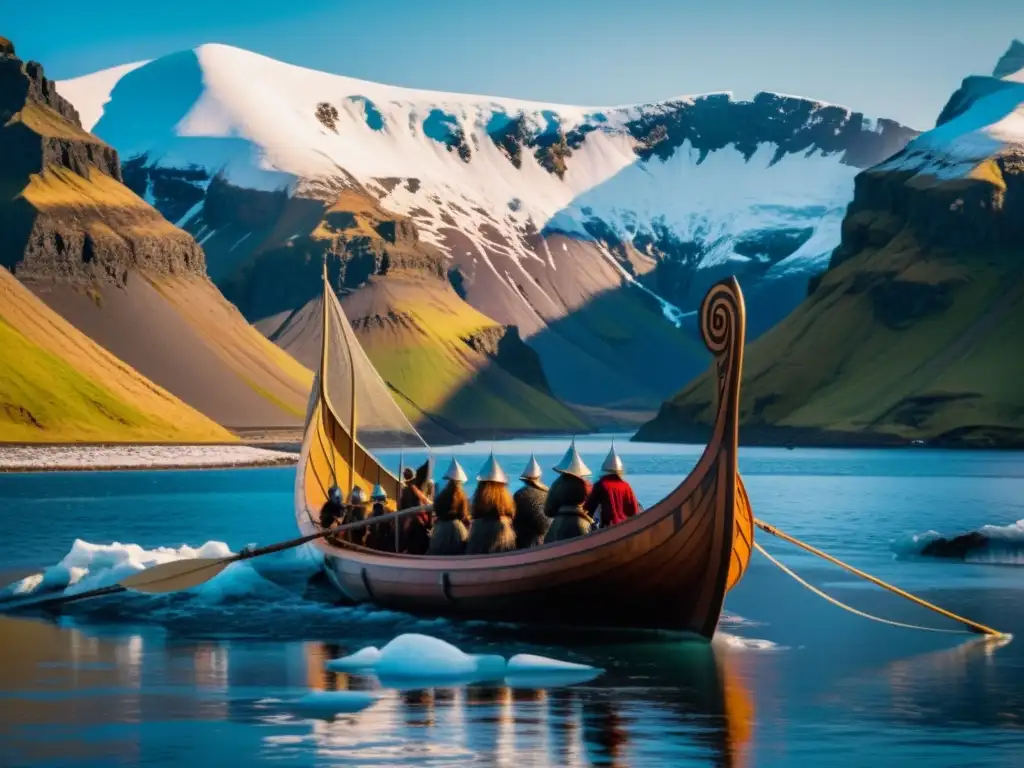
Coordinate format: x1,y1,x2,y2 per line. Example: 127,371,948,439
1,437,1023,767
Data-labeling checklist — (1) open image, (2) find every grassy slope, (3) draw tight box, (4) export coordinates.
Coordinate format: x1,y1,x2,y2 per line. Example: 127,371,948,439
347,277,589,433
0,267,232,442
148,275,312,418
11,111,313,426
640,228,1024,447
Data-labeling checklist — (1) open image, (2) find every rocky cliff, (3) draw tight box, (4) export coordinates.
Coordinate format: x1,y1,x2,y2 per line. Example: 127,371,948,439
0,40,311,431
0,44,205,286
636,43,1024,449
215,182,586,438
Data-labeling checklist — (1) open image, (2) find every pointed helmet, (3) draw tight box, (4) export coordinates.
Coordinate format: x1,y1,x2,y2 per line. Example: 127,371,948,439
476,451,509,484
370,483,388,502
520,453,543,481
553,439,592,479
349,486,367,504
443,457,468,483
601,440,626,476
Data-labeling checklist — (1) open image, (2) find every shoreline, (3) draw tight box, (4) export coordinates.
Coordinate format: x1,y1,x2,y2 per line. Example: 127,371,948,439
0,444,299,473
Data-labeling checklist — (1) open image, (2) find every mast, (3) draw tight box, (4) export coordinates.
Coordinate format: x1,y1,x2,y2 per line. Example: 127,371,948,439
320,257,338,488
348,280,358,498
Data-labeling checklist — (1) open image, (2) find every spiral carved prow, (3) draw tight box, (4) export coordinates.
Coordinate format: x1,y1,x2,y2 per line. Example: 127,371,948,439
699,277,746,435
699,277,746,363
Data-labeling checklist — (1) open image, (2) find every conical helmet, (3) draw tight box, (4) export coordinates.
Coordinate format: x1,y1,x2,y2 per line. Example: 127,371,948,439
349,486,367,504
553,439,591,479
520,453,543,481
328,485,342,503
370,483,387,502
443,457,468,483
476,451,509,484
601,440,625,476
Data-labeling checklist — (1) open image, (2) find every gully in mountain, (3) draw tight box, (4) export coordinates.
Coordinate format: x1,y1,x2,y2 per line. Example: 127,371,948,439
427,458,472,556
543,441,595,544
466,453,518,555
512,453,550,549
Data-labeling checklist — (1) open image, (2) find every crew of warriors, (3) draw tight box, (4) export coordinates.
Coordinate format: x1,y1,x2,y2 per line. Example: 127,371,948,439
318,440,641,554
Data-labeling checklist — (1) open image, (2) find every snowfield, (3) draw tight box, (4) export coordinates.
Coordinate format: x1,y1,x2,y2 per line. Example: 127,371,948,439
57,43,910,293
880,57,1024,180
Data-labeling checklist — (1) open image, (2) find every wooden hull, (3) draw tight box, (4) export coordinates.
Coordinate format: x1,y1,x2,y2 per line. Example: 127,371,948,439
296,277,751,639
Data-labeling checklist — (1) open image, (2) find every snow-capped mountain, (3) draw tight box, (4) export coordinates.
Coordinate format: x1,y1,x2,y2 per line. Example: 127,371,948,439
638,40,1024,449
876,41,1023,191
57,44,918,418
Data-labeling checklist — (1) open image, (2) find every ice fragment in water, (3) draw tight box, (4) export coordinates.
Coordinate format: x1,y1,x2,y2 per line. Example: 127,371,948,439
325,646,382,671
288,691,378,719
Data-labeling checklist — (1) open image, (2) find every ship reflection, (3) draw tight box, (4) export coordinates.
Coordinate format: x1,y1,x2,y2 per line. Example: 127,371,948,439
294,639,757,766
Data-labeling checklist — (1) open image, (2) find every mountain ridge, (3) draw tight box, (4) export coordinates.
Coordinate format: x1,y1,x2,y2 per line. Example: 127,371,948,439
57,43,918,422
636,41,1024,449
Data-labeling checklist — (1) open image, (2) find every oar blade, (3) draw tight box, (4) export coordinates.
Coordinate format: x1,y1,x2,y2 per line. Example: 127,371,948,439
118,557,233,594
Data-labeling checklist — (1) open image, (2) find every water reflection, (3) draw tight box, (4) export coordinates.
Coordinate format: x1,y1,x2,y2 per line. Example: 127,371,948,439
876,635,1021,731
287,638,757,766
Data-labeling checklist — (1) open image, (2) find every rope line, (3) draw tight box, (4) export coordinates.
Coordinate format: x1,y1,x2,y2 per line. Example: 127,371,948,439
753,518,1003,636
754,541,969,635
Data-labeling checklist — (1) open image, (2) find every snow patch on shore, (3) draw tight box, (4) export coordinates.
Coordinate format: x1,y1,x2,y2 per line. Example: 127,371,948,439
0,444,297,472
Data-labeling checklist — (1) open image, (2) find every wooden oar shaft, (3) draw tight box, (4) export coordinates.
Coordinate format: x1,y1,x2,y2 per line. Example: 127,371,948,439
753,518,1004,636
241,502,433,559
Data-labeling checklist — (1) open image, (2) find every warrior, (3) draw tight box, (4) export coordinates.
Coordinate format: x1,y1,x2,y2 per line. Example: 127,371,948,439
320,486,345,530
543,440,594,544
427,457,471,556
399,460,432,555
512,453,549,549
466,452,517,555
585,441,640,529
366,484,395,553
342,486,371,547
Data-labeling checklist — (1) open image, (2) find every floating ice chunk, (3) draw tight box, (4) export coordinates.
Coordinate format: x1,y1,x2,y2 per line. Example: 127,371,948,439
507,654,596,673
323,634,603,689
504,653,603,688
287,691,378,719
325,646,382,672
374,633,506,684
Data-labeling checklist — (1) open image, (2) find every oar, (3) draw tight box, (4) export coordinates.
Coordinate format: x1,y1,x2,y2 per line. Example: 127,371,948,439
1,503,433,613
753,518,1006,637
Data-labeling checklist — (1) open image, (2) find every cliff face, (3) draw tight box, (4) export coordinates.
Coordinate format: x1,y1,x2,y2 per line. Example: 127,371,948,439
0,40,313,431
636,45,1024,449
216,183,584,438
0,45,204,287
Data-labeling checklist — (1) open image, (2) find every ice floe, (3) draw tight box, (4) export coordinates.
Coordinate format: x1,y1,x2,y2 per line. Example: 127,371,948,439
325,633,602,689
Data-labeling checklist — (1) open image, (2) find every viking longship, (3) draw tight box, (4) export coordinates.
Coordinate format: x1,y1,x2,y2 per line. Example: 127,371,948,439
295,270,754,639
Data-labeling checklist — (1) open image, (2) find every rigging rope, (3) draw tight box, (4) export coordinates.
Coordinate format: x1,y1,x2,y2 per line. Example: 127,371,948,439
753,541,969,635
753,518,1003,636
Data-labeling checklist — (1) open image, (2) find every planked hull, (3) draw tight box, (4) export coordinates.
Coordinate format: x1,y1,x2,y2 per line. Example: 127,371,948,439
296,277,750,638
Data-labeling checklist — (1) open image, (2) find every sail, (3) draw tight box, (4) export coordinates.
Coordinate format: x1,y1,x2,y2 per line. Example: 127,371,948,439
321,286,427,451
298,271,429,516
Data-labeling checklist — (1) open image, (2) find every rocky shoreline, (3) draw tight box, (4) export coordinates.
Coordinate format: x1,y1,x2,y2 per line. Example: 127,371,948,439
0,444,299,473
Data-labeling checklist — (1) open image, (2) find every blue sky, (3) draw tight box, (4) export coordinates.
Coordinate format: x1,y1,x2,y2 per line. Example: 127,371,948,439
6,0,1022,129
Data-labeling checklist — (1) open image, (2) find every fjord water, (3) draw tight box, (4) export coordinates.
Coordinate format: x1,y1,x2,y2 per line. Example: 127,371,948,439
1,437,1023,768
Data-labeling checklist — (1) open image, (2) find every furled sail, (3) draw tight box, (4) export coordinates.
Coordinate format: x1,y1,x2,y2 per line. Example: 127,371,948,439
299,267,429,515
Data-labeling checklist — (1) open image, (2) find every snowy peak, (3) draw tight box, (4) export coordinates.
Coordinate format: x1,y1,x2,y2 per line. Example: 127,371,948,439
993,39,1024,80
884,43,1024,185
